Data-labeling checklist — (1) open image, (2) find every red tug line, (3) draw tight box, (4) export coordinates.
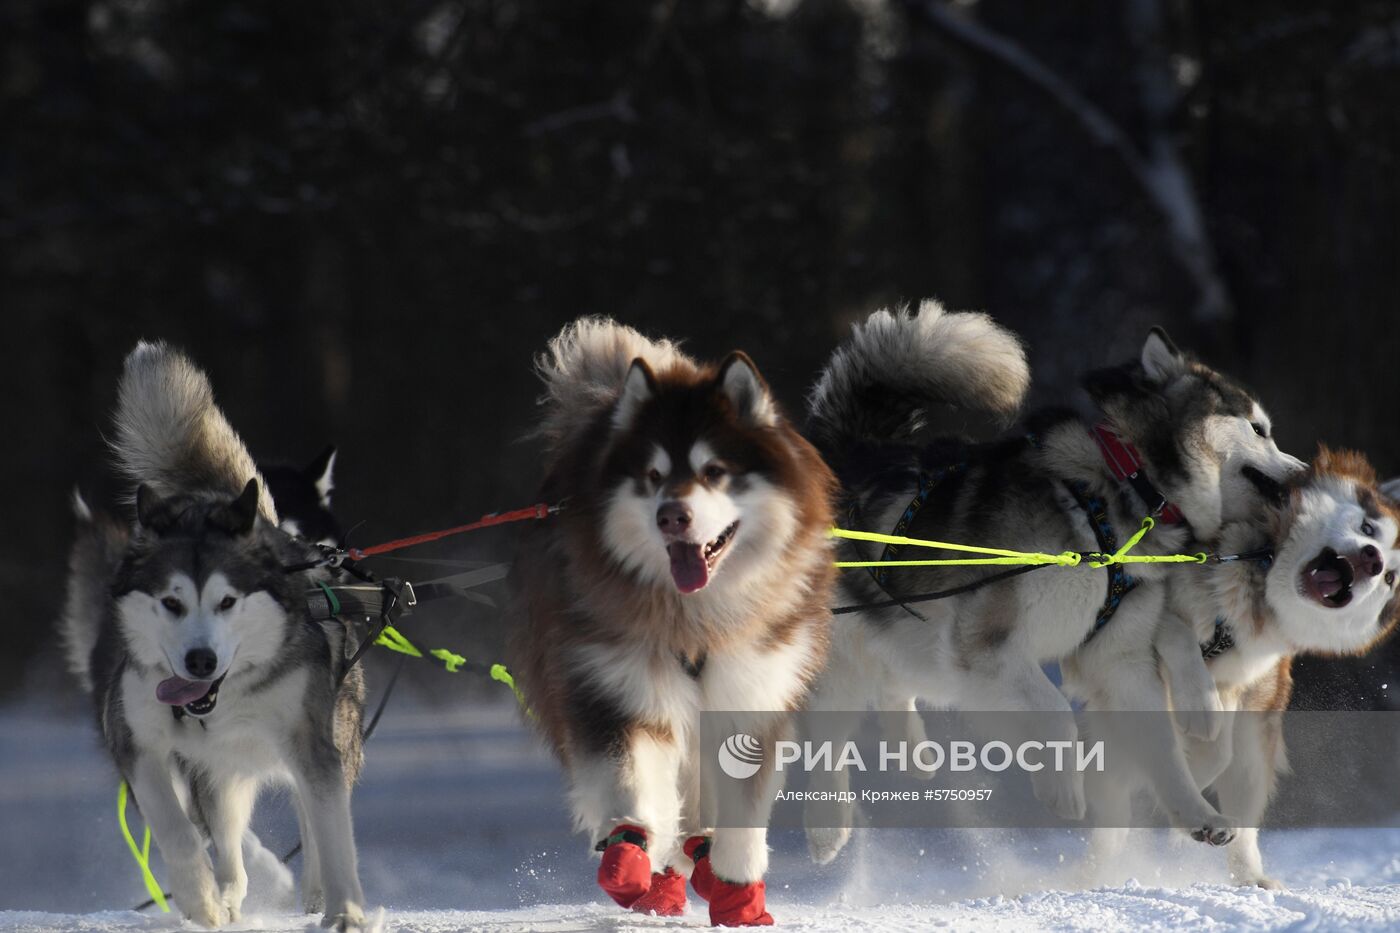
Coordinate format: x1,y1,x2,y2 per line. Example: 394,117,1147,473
346,502,557,560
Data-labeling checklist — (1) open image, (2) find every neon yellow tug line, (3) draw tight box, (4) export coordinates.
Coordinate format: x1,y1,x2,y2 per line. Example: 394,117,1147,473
830,517,1207,570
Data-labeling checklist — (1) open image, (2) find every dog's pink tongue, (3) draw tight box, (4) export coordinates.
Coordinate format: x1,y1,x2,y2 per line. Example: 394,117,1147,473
668,542,710,593
1312,568,1344,598
156,676,209,706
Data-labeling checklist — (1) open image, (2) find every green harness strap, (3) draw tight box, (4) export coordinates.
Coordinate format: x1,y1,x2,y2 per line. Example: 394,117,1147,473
117,780,169,913
831,517,1206,570
375,624,530,715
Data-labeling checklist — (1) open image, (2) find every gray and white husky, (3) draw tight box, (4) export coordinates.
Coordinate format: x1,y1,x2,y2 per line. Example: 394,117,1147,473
800,301,1304,863
60,342,368,930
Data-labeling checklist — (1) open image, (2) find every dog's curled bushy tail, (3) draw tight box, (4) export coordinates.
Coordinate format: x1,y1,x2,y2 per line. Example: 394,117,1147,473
806,300,1030,453
532,317,695,458
61,492,128,690
114,341,277,523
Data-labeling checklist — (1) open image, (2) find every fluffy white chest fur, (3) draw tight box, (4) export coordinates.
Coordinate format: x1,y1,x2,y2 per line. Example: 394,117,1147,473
120,665,311,780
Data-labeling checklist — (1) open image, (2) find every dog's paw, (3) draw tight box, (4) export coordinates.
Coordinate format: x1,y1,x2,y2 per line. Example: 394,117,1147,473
175,888,228,928
1032,768,1086,820
171,864,227,928
217,873,247,923
1188,818,1237,847
322,903,367,932
1237,874,1283,890
805,825,851,865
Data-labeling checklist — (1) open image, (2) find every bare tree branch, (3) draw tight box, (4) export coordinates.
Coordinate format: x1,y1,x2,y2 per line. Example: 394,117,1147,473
908,0,1232,324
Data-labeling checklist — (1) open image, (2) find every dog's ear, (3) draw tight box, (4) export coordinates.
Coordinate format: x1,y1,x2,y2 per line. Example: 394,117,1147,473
209,478,261,536
305,445,337,507
716,351,776,427
135,484,174,533
1141,327,1186,383
613,358,656,431
1314,445,1379,486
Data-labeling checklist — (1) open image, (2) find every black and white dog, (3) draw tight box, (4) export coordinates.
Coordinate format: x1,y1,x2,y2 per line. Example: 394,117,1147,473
801,302,1304,863
263,445,342,547
60,343,368,930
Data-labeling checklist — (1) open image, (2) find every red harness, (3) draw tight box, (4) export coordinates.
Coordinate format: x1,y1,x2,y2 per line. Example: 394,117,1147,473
1089,423,1185,525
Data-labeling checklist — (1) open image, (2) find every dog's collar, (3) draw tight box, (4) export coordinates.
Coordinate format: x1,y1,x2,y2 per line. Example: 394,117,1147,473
1090,422,1184,525
1200,617,1236,659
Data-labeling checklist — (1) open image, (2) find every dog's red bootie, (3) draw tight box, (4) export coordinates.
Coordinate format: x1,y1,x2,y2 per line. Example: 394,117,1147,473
708,877,774,927
686,837,773,926
629,868,687,916
684,835,717,902
596,824,652,909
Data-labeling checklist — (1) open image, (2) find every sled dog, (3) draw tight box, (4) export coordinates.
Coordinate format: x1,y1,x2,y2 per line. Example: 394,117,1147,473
263,445,342,546
801,301,1303,863
60,343,367,929
511,318,836,926
1142,447,1400,887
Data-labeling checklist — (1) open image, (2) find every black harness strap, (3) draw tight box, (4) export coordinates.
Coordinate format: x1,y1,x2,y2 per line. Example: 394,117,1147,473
1065,480,1138,645
595,828,648,852
864,466,964,589
306,580,411,625
338,578,412,682
836,466,972,621
410,563,509,604
1198,553,1273,660
832,563,1050,614
1200,617,1235,659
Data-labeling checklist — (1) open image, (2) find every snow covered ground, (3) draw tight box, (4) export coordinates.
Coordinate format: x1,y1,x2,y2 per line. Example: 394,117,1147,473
5,676,1400,932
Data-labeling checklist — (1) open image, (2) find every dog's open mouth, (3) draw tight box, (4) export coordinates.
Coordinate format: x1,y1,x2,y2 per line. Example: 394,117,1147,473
1302,547,1355,608
156,673,226,717
667,521,740,594
1242,465,1287,506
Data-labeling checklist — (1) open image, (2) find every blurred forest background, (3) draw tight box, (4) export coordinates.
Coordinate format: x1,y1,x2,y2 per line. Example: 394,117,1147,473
3,0,1398,705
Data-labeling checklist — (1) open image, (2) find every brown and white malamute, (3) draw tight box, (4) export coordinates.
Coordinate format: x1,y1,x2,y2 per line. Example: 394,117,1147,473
510,318,836,926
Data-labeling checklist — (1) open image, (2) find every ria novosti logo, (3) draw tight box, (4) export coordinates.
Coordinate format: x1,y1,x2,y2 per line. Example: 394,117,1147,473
717,731,1106,780
718,733,764,779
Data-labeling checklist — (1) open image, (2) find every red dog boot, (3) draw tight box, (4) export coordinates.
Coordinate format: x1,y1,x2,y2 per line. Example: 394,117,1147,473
708,877,774,927
629,867,687,916
596,824,651,909
684,835,717,902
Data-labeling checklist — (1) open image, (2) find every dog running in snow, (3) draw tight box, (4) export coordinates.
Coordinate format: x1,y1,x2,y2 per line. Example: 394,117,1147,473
510,318,836,926
60,343,368,930
1114,447,1400,887
800,301,1304,864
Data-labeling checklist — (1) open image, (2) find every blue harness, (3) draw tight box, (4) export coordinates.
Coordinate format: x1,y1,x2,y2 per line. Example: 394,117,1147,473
852,455,1139,645
862,465,964,589
1064,480,1138,644
1200,618,1236,659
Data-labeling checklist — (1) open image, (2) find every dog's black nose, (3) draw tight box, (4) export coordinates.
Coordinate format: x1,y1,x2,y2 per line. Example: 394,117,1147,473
1359,544,1384,579
185,647,218,679
656,500,693,533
